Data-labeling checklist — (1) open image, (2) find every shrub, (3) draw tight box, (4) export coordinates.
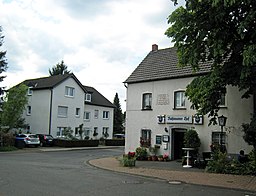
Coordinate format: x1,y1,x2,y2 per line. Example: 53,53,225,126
122,152,136,167
135,147,147,160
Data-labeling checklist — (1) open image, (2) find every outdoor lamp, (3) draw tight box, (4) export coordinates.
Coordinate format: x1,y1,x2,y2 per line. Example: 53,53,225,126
218,115,227,153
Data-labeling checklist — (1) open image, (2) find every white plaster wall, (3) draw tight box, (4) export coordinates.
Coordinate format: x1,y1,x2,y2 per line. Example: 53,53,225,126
83,104,114,139
125,77,253,156
23,89,51,134
50,77,85,137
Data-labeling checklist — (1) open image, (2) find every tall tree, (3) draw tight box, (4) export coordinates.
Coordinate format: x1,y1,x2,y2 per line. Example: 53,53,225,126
113,93,124,134
49,60,71,76
0,26,8,105
0,84,28,132
165,0,256,123
165,0,256,150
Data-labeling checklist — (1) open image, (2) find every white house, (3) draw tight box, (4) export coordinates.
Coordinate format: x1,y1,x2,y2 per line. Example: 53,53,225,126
124,44,253,160
20,73,114,139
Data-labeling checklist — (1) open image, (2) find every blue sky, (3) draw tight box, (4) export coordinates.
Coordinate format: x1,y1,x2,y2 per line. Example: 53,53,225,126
0,0,181,110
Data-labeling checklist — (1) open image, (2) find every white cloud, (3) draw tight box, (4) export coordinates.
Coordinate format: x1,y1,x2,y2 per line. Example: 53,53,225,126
0,0,178,110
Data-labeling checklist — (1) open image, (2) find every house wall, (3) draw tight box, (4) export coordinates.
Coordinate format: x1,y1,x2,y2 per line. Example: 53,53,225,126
50,77,85,137
23,89,51,134
83,104,114,139
125,77,253,158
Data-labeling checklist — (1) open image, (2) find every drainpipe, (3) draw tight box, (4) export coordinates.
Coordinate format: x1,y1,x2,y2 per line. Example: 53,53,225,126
48,88,53,135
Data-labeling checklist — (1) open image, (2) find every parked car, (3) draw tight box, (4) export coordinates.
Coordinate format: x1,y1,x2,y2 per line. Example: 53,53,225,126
15,134,40,147
37,134,54,147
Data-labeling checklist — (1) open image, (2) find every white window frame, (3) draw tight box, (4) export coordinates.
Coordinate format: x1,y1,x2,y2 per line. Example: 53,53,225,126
174,90,185,109
65,86,75,97
56,127,66,137
84,128,91,137
27,105,31,115
27,87,33,96
142,93,152,110
94,110,99,119
85,93,92,102
212,131,227,146
103,111,109,119
75,108,80,117
58,106,68,118
84,111,91,121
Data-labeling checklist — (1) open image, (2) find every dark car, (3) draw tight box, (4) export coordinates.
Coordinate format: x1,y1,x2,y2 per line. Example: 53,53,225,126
37,134,54,147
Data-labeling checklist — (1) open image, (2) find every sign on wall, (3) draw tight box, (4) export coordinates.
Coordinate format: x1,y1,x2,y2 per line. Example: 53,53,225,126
155,135,162,145
166,115,193,124
193,115,203,125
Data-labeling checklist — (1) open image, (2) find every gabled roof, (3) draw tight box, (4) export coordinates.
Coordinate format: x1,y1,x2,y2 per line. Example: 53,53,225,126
83,86,115,108
21,73,87,92
124,47,211,84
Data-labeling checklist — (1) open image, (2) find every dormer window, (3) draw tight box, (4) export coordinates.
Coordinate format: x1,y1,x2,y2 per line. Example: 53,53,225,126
85,93,91,102
27,87,33,96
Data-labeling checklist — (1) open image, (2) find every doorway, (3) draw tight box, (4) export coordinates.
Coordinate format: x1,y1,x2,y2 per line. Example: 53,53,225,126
173,129,186,160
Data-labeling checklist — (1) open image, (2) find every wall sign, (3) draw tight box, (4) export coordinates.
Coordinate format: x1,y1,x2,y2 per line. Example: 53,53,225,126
193,115,203,125
166,115,192,124
163,135,169,142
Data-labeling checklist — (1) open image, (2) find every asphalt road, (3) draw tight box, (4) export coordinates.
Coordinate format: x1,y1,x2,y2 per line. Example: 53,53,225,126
0,147,253,196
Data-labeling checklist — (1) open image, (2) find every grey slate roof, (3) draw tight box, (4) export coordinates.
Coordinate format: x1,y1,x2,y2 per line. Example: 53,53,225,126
83,86,115,108
22,73,86,91
124,47,211,84
20,74,114,108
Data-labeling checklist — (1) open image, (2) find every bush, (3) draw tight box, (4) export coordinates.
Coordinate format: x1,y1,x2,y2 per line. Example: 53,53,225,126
184,129,201,155
122,153,136,167
0,132,15,147
0,146,17,152
105,139,125,146
135,147,147,160
54,139,99,147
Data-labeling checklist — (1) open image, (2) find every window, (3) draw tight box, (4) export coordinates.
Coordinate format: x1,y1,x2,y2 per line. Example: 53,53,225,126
94,110,99,119
85,93,91,102
75,127,79,136
142,93,152,110
58,106,68,117
27,87,33,96
140,129,151,147
27,106,31,115
174,91,185,109
56,127,66,137
75,108,80,117
103,111,109,119
93,127,98,137
220,93,226,106
102,127,109,138
212,132,226,146
65,86,75,97
84,111,90,121
84,128,91,138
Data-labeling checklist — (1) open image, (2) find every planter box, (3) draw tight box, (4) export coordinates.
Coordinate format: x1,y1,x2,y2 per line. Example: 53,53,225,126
54,139,99,147
104,139,125,146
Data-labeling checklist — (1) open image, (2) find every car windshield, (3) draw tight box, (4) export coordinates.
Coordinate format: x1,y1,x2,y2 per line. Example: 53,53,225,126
16,134,26,138
29,135,38,138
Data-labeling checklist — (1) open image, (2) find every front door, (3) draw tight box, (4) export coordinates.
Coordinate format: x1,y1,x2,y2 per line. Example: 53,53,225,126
173,129,185,160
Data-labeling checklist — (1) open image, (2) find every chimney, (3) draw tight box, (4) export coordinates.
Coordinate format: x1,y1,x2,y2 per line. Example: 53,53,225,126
152,44,158,51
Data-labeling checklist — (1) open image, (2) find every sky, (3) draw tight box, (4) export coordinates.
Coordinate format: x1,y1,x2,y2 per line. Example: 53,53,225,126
0,0,181,111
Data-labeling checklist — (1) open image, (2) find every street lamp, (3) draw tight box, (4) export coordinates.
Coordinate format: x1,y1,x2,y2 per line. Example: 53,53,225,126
218,115,227,153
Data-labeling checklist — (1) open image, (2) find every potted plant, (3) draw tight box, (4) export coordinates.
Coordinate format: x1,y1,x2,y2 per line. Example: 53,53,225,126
158,155,164,161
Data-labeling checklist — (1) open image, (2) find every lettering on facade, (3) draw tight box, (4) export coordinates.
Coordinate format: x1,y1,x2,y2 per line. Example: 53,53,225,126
157,94,169,105
166,115,193,124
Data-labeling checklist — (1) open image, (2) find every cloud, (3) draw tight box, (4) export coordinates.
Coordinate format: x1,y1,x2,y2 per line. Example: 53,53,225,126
0,0,179,110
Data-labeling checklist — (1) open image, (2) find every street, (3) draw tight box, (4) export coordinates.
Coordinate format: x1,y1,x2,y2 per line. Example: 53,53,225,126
0,148,254,196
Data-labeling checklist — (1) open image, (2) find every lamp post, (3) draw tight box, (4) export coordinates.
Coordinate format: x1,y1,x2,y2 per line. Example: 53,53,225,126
218,115,227,153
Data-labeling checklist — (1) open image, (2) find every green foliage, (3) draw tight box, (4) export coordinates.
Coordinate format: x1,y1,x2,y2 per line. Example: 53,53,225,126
0,146,17,152
0,84,28,132
121,154,136,167
242,115,256,150
49,60,71,76
166,0,256,123
0,132,15,147
135,147,148,160
183,129,201,153
206,150,256,175
0,26,7,101
113,93,124,134
63,127,75,140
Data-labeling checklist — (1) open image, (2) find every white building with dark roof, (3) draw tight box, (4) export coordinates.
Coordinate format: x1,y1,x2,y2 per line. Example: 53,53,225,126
21,73,114,139
124,44,253,159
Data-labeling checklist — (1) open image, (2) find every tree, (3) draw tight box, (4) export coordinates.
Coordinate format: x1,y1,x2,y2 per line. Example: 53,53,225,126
165,0,256,125
113,93,124,134
0,26,8,106
49,60,71,76
0,84,28,132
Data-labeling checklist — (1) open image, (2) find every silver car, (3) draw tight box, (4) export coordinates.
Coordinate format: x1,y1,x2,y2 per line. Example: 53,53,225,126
16,134,40,147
